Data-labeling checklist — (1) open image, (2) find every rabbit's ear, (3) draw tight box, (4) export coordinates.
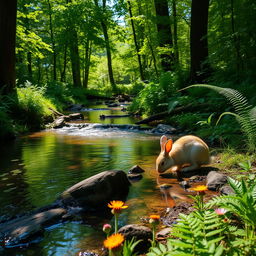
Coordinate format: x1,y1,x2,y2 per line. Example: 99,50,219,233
160,135,168,152
165,139,173,154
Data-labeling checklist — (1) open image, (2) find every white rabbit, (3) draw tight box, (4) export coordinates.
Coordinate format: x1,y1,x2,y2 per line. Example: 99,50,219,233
156,135,210,174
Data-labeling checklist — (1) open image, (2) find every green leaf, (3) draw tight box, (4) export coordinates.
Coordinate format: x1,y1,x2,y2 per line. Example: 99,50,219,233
159,243,167,253
205,228,225,237
151,247,162,255
214,244,224,256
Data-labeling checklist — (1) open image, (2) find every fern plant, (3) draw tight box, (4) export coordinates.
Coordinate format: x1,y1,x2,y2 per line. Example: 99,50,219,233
183,84,256,152
147,210,225,256
206,177,256,255
206,177,256,227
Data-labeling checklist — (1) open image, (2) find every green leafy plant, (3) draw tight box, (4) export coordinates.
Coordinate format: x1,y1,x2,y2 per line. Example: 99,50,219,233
206,177,256,255
122,237,142,256
147,210,225,256
9,82,57,129
197,113,215,127
238,160,252,173
183,84,256,152
207,177,256,227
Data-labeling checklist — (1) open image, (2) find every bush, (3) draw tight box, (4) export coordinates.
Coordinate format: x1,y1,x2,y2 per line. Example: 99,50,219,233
43,81,73,109
129,72,178,115
10,82,57,130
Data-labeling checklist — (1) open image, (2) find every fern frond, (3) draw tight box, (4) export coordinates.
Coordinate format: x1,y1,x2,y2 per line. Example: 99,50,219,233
216,111,239,125
182,84,256,151
227,177,243,195
252,184,256,201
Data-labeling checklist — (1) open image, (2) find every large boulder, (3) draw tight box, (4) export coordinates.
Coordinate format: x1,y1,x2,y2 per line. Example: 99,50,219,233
59,170,131,210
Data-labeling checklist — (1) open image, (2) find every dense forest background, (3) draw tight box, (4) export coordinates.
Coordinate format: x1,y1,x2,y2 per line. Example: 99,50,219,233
0,0,256,148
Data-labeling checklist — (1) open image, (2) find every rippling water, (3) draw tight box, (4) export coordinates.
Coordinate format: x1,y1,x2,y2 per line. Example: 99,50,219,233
0,104,197,256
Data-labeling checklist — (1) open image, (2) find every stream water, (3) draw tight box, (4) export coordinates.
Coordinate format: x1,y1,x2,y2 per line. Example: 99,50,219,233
0,103,203,256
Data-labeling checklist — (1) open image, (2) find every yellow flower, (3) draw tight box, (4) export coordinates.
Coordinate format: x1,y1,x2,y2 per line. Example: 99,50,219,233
149,214,160,225
108,200,128,214
103,233,125,250
190,185,208,192
149,214,160,220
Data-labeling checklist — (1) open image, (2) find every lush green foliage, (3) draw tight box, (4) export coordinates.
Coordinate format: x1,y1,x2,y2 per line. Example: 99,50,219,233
185,84,256,151
148,177,256,256
129,72,179,115
13,82,56,130
0,82,60,138
148,211,225,256
207,177,256,227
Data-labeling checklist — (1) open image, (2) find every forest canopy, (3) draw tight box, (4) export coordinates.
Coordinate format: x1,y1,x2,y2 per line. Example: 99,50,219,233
1,0,255,92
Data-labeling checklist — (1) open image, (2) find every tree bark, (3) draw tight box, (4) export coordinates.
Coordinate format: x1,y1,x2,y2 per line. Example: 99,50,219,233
61,43,67,82
154,0,175,71
27,52,33,81
83,39,92,88
94,0,116,92
172,0,179,65
127,1,145,81
47,0,57,81
69,29,82,87
66,0,81,87
0,0,17,95
230,0,242,78
190,0,210,83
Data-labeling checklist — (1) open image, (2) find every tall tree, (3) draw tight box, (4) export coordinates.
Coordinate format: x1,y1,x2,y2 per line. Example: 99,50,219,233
190,0,210,83
172,0,179,65
94,0,116,91
127,0,145,81
66,0,82,87
154,0,174,71
46,0,57,80
0,0,17,95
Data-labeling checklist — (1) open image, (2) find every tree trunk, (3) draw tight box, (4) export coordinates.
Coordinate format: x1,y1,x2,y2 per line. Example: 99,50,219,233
83,39,92,88
172,0,179,65
94,0,116,92
47,0,57,81
127,1,145,81
0,0,17,95
61,43,67,82
66,0,81,87
154,0,175,71
27,52,33,81
69,29,82,87
37,58,41,84
230,0,242,78
101,21,116,90
190,0,210,83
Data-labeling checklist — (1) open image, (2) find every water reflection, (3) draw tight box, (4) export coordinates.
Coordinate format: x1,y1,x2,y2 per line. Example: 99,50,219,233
0,128,164,255
0,105,197,256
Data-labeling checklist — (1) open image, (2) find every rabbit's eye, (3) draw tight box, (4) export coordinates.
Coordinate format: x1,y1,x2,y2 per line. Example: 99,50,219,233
161,161,164,166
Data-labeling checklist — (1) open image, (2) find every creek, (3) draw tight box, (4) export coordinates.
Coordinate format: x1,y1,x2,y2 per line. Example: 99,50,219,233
0,103,202,256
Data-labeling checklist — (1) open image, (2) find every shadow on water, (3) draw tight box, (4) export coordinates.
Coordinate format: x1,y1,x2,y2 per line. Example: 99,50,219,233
0,104,215,255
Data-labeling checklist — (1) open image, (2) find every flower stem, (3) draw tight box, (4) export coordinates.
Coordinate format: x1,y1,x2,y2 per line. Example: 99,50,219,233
114,214,118,234
152,225,156,247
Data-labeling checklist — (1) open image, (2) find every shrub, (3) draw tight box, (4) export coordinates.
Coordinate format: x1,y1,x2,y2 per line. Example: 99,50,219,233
184,84,256,152
11,82,57,130
43,81,73,109
129,72,178,115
